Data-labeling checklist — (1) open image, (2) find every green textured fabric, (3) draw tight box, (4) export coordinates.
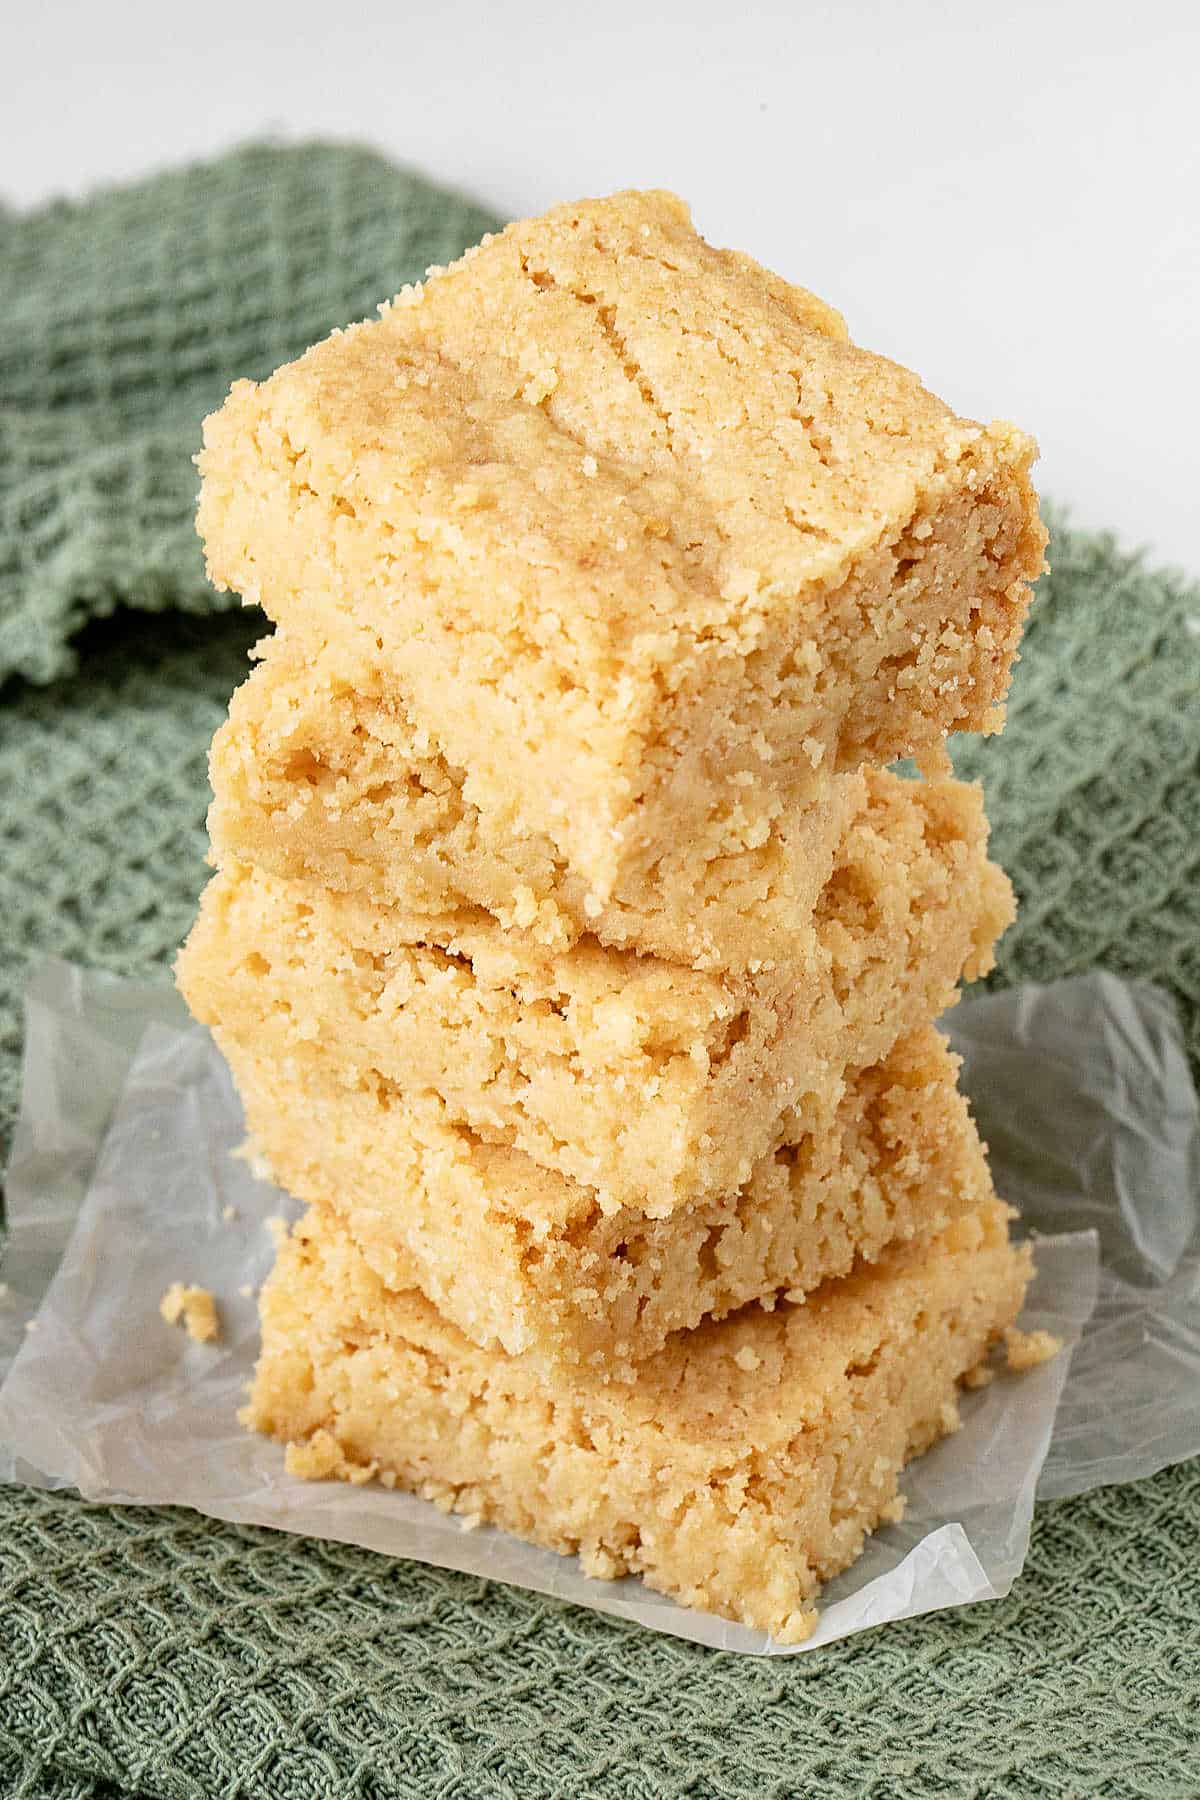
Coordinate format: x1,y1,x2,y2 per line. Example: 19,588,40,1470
2,146,1199,1799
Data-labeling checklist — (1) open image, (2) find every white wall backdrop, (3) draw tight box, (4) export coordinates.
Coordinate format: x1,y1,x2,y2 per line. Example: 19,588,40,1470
8,0,1199,573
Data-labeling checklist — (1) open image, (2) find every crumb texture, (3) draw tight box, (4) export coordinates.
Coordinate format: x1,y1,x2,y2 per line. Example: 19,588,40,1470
178,766,1012,1219
207,633,862,971
208,1024,999,1375
248,1200,1030,1642
159,1282,220,1344
1004,1326,1061,1371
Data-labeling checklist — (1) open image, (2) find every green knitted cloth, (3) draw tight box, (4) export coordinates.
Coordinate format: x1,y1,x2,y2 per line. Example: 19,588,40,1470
2,146,1199,1800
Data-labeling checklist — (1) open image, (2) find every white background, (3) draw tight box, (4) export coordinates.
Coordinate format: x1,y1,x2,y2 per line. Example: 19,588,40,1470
9,0,1199,575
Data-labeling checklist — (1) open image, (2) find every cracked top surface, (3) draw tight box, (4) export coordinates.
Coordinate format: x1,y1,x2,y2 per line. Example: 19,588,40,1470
199,188,1036,677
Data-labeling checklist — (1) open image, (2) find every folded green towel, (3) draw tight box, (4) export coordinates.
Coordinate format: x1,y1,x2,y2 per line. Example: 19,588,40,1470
1,144,1197,1799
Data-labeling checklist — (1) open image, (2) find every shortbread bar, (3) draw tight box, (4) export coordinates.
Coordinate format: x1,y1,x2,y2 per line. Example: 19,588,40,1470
208,635,863,971
180,770,1012,1218
248,1197,1031,1642
197,190,1045,908
216,1026,997,1373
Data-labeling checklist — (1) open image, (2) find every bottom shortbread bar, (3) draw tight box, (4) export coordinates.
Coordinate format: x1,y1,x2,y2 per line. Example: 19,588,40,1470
225,1025,996,1373
249,1200,1031,1644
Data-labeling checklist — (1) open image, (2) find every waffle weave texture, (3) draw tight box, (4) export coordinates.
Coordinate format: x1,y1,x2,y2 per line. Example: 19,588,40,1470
1,145,1198,1799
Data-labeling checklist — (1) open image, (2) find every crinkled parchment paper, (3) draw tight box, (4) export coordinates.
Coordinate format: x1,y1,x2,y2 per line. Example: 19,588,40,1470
2,963,1197,1654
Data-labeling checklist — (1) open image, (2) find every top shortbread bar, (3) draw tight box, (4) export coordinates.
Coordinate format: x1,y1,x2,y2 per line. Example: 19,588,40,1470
198,190,1045,907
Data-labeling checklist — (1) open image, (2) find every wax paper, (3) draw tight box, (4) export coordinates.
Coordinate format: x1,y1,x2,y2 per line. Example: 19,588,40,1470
2,962,1197,1654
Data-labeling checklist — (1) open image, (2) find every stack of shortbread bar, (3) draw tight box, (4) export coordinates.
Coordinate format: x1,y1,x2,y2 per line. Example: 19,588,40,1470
178,190,1047,1643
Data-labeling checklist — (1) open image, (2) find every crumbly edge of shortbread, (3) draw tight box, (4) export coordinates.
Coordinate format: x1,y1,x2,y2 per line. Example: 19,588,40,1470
244,1196,1031,1642
159,1282,220,1344
181,761,1013,1219
215,1022,995,1377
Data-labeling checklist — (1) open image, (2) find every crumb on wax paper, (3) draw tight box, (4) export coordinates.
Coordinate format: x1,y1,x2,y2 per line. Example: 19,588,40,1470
1004,1326,1061,1372
160,1281,220,1344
